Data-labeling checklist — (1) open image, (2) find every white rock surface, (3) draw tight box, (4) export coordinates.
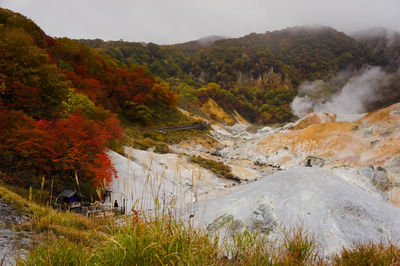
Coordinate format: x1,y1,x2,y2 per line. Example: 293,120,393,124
108,148,235,214
191,167,400,255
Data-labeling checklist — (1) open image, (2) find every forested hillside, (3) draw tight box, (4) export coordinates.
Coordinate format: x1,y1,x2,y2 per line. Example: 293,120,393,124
81,26,400,123
0,8,178,188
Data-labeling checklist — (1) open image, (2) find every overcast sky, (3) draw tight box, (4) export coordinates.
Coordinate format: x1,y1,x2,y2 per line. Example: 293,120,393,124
1,0,400,44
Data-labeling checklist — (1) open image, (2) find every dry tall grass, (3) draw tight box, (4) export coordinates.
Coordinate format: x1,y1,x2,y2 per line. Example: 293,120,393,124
1,176,400,265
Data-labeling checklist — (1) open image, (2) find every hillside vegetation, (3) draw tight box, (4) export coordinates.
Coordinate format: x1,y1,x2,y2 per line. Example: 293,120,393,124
0,8,183,190
81,26,400,123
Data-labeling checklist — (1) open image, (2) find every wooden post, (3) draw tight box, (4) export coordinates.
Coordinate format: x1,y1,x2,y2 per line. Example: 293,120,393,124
50,178,54,207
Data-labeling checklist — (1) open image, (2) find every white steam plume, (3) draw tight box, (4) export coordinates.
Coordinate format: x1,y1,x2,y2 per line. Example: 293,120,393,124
291,66,389,117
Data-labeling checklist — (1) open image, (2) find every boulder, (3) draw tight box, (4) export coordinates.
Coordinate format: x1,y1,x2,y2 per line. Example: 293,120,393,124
359,165,392,194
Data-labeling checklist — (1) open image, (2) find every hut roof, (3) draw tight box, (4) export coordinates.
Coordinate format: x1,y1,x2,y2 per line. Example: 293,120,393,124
59,188,79,198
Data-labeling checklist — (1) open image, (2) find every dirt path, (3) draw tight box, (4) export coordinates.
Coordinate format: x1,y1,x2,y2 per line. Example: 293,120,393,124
0,199,30,265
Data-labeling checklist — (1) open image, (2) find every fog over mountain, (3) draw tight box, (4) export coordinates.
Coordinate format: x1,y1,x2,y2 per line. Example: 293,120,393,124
2,0,400,44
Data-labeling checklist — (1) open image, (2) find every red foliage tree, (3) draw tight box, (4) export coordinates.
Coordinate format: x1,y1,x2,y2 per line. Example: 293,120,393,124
49,38,178,113
0,107,50,185
37,112,122,185
0,105,122,186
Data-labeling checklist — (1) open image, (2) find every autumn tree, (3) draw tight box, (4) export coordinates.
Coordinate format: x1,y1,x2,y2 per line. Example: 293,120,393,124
0,26,68,118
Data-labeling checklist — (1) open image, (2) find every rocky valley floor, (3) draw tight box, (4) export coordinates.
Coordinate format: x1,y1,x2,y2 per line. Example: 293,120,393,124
109,102,400,256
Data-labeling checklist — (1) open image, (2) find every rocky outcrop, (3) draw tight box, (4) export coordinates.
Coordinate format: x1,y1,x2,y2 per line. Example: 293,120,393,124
236,67,293,90
200,98,235,125
359,166,392,191
303,155,328,167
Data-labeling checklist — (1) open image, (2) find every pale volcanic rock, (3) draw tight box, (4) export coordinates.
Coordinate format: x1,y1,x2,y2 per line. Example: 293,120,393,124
192,167,400,256
391,187,400,207
108,148,236,213
290,112,337,130
257,103,400,171
230,165,260,181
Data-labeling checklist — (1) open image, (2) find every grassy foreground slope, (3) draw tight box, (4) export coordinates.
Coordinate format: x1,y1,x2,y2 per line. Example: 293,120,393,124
0,184,399,265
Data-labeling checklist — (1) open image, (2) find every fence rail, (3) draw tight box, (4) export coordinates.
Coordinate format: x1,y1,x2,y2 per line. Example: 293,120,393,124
150,121,209,131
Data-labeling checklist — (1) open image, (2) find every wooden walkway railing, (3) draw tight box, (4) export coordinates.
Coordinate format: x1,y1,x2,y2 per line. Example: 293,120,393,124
150,121,209,131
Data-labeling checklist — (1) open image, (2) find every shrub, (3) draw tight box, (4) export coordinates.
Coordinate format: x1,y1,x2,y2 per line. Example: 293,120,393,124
190,155,235,180
276,226,320,265
332,242,400,265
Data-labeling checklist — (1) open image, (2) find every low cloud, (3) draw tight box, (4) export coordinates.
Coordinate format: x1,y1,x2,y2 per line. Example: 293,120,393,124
291,66,390,116
2,0,400,44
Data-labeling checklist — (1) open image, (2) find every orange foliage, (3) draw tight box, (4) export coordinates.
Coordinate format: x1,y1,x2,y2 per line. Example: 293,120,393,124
37,111,122,185
0,14,179,187
50,38,177,112
0,106,121,186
